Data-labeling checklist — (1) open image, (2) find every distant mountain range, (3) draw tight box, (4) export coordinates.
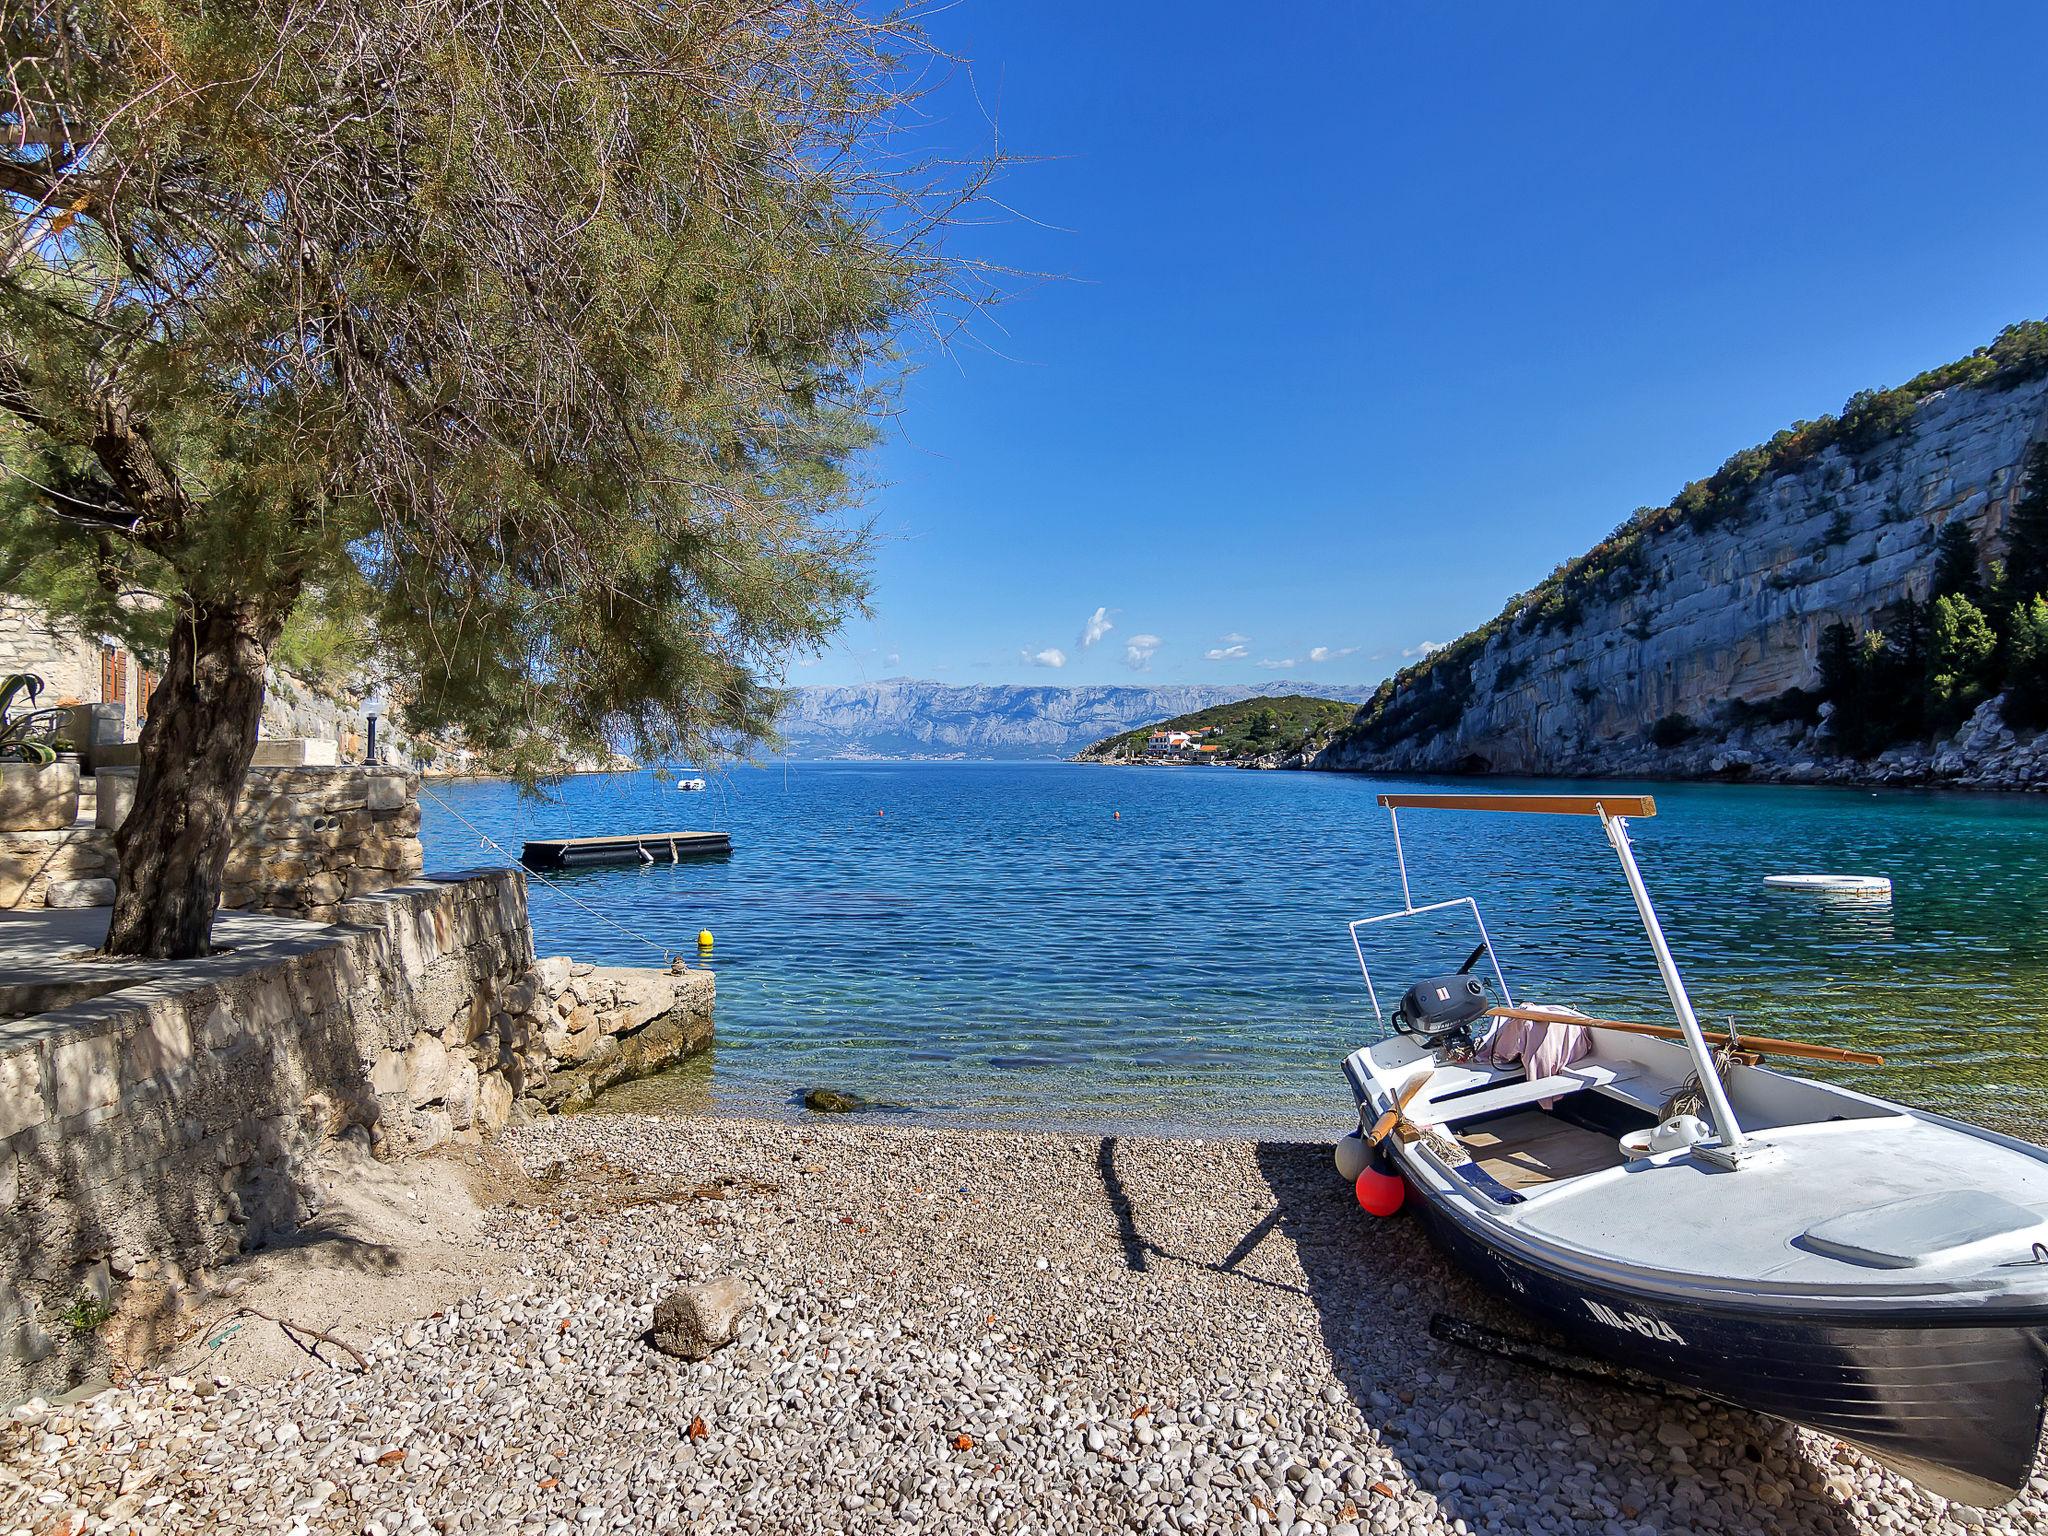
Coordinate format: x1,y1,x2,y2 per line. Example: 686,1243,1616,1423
774,679,1376,759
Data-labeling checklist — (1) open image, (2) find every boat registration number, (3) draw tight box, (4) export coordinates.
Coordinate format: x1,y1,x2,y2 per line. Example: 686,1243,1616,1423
1584,1298,1686,1345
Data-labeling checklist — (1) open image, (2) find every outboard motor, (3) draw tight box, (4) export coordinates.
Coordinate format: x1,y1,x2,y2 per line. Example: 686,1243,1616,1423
1392,942,1493,1061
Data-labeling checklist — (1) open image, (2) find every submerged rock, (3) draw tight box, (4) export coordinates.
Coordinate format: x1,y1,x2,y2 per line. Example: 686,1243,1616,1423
803,1087,865,1114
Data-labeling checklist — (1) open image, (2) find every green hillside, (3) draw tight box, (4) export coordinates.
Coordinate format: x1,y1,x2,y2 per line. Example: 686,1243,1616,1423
1081,694,1358,760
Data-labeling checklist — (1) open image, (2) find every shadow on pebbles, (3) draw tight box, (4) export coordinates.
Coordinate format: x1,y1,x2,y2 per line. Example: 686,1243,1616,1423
3,1114,2043,1535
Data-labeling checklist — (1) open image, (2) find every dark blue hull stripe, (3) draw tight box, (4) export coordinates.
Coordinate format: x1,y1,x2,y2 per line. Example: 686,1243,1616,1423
1401,1179,2048,1506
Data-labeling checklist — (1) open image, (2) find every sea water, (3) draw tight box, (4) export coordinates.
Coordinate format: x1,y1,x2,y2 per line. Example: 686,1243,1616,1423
420,762,2048,1140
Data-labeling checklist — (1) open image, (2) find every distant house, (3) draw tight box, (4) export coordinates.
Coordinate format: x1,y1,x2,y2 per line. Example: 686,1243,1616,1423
1146,729,1192,754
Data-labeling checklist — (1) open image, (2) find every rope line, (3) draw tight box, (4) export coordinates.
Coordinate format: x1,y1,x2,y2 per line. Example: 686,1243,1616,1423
415,780,680,966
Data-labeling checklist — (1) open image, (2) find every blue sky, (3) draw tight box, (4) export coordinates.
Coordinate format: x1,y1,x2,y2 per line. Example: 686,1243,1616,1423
800,2,2048,689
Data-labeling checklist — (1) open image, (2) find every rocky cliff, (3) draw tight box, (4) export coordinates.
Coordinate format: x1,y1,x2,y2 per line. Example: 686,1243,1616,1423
1318,335,2048,786
778,679,1373,759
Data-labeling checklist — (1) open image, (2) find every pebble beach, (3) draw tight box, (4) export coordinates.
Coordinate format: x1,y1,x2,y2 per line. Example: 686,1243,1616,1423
4,1114,2044,1536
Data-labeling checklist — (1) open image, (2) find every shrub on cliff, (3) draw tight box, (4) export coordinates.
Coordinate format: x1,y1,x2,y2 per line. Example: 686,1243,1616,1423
0,1,998,958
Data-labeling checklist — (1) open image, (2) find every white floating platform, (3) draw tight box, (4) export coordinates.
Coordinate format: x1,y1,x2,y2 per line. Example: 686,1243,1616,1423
1763,873,1892,898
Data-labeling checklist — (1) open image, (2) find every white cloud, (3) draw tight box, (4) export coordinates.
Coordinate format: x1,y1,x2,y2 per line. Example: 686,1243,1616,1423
885,652,901,666
1403,640,1448,658
1123,633,1162,670
794,655,820,668
1256,658,1297,670
1219,631,1250,644
1079,606,1115,648
1025,646,1067,669
1204,644,1249,661
1307,645,1358,663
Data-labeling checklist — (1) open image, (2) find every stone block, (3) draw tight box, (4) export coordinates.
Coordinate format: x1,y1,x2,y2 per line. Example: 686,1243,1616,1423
535,956,573,994
0,1049,47,1139
404,1033,450,1107
45,877,114,909
0,826,114,909
444,1060,480,1130
250,738,339,768
365,774,410,812
604,969,678,1035
93,768,138,830
476,1072,514,1130
195,1002,245,1054
50,1034,119,1117
0,762,79,832
122,1005,194,1087
368,1048,407,1096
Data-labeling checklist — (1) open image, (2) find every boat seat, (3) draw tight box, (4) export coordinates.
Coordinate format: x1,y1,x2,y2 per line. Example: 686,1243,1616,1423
1796,1190,2048,1269
1414,1062,1643,1128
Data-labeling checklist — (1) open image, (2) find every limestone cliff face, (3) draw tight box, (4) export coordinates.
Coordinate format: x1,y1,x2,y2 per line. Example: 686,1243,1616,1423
1319,371,2048,778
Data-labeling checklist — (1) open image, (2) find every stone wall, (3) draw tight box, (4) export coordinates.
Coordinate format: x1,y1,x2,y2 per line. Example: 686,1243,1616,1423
1318,371,2048,780
0,868,712,1399
1,766,427,917
0,599,105,720
219,768,425,922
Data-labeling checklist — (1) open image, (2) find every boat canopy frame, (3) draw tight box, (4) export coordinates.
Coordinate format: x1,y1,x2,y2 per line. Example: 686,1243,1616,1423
1359,791,1755,1167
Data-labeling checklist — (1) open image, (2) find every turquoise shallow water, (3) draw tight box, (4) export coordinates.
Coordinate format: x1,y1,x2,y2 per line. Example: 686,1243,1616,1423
418,763,2048,1140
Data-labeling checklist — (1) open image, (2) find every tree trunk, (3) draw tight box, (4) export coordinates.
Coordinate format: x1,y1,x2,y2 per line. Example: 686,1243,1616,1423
102,592,296,959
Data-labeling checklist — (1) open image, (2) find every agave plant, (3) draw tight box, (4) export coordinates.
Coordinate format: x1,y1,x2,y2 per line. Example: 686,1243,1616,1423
0,674,70,767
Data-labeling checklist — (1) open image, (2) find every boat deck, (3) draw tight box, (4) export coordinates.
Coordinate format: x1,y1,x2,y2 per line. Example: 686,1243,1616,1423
1508,1112,2048,1288
1460,1111,1628,1191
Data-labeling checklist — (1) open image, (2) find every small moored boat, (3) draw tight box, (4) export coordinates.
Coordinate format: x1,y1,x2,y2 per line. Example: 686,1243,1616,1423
1337,792,2048,1507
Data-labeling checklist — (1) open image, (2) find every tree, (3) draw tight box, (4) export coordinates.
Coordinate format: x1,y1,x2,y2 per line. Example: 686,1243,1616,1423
2003,442,2048,609
2006,596,2048,729
1925,593,1997,730
1930,519,1984,605
1,1,995,957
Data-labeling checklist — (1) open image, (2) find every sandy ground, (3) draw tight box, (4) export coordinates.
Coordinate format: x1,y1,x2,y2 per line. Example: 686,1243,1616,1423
155,1139,519,1386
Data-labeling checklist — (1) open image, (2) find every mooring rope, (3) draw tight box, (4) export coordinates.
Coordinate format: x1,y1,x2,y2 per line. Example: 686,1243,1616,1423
414,779,682,966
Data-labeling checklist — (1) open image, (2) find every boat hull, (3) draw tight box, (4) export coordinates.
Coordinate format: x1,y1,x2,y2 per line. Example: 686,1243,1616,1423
1401,1171,2048,1506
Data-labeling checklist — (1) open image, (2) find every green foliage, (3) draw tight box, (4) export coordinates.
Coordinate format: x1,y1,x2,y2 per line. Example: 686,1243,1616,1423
1930,520,1984,604
57,1294,112,1335
1925,594,1998,730
1336,319,2048,757
1085,696,1359,760
2004,596,2048,729
0,673,61,765
2001,443,2048,610
0,0,994,782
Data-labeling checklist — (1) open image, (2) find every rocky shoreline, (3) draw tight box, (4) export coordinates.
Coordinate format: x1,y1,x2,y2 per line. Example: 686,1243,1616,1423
6,1114,2041,1535
1276,694,2048,792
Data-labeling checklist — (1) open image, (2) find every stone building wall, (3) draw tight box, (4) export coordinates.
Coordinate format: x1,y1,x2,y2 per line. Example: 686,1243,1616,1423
0,868,712,1399
0,598,107,719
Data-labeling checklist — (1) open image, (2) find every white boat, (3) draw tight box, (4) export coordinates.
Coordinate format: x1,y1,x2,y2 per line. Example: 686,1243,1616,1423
675,776,707,791
1764,872,1892,897
1337,792,2048,1507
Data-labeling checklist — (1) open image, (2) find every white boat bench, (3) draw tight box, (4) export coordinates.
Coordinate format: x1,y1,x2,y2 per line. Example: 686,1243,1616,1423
1414,1062,1664,1127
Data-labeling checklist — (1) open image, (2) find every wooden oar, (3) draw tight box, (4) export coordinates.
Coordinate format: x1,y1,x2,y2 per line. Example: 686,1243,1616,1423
1368,1068,1434,1145
1487,1005,1886,1067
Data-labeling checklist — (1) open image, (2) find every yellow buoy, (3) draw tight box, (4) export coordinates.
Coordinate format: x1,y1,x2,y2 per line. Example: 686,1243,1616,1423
697,929,714,948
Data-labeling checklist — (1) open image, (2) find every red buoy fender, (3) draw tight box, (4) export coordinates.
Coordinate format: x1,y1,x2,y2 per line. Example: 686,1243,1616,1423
1354,1166,1406,1217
